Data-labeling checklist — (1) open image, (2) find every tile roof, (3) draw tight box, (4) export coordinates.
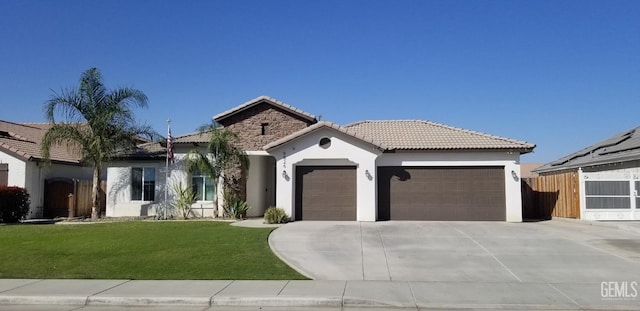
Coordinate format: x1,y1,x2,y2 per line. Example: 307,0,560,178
172,131,212,144
343,120,535,152
263,121,386,151
534,126,640,173
114,142,166,159
213,96,317,123
0,120,81,164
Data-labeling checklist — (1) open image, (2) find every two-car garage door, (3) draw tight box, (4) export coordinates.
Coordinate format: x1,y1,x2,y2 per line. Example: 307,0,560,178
378,166,506,221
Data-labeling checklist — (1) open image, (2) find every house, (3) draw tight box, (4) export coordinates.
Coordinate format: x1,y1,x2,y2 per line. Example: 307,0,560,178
106,96,535,221
534,126,640,221
0,120,95,218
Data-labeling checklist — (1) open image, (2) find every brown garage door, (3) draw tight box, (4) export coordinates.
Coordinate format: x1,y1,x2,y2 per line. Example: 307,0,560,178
378,166,505,221
295,166,356,220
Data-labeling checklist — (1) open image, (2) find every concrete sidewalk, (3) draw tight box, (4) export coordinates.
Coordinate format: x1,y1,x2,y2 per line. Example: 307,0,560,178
1,279,639,310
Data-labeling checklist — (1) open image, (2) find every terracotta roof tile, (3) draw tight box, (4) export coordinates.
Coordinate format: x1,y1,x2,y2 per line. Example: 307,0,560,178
263,121,386,151
115,142,166,159
213,96,316,123
343,120,535,152
0,120,81,163
172,131,212,144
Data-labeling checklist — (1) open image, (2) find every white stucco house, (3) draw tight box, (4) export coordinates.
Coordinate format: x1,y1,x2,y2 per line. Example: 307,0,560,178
106,96,535,222
534,126,640,221
0,120,95,218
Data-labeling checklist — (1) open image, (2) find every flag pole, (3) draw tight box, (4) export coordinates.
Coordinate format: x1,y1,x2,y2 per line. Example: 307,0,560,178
164,118,171,220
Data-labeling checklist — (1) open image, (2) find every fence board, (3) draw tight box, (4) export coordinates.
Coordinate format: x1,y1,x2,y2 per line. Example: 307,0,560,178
0,163,7,186
521,171,580,219
73,180,106,217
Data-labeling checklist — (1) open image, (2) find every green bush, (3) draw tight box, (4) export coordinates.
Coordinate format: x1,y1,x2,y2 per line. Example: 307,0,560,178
0,186,30,223
264,207,289,224
171,182,196,219
222,191,251,220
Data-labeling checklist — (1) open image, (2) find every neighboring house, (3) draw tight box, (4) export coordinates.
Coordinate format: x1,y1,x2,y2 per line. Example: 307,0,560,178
534,126,640,221
106,96,535,221
0,120,95,218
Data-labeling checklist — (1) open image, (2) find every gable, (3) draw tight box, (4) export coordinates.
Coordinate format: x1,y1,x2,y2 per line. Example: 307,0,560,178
218,101,316,151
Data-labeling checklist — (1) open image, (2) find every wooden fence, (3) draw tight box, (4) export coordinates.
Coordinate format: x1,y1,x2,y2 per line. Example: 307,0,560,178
44,179,106,218
0,163,7,186
521,171,581,219
72,180,107,217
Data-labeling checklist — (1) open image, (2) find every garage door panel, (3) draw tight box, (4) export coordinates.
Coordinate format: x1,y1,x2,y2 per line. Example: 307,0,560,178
295,166,356,221
378,166,505,221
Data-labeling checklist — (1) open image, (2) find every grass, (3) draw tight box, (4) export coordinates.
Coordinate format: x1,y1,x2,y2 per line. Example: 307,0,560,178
0,221,306,280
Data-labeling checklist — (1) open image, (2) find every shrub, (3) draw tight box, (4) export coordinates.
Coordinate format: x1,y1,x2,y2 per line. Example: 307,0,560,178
222,191,251,220
264,207,289,224
0,186,30,223
171,182,196,219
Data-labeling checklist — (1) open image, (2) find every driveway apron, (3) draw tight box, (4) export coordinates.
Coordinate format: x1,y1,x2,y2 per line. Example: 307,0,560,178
269,220,640,282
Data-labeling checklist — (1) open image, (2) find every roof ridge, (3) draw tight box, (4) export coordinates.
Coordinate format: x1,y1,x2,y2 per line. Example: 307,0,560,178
213,95,317,122
0,120,46,130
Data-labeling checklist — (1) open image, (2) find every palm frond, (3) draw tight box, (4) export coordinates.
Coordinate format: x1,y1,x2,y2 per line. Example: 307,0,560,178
41,123,91,164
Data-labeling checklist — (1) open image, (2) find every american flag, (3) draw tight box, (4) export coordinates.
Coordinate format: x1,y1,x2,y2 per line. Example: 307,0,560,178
167,126,174,164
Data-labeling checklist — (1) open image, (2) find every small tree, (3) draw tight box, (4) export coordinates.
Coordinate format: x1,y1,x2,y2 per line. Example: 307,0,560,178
184,124,248,217
42,68,157,220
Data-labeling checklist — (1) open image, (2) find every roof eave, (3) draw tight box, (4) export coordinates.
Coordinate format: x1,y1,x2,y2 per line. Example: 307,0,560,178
534,153,640,174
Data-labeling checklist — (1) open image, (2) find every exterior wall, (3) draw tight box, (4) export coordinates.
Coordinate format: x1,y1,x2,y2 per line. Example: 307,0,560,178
268,128,382,221
0,151,27,188
218,103,314,151
106,160,167,217
106,145,223,218
376,151,523,222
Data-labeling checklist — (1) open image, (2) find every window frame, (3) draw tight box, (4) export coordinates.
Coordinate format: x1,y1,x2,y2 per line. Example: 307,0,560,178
191,171,215,202
131,167,156,202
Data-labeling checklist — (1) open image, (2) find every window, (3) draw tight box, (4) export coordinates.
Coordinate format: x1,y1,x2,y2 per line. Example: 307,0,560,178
132,167,155,201
192,171,215,201
261,123,270,135
319,137,331,149
585,180,630,209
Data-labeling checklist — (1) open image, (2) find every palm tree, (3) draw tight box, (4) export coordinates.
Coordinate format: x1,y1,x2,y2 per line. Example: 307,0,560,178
184,123,248,217
41,68,156,220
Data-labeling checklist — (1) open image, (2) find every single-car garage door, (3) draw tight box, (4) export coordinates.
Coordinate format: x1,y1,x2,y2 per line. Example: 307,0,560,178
295,166,357,220
378,166,505,221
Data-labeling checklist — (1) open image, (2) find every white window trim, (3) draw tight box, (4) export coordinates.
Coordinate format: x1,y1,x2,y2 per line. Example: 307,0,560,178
131,167,156,202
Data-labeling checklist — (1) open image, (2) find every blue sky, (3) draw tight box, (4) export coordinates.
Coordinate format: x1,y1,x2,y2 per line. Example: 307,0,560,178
1,0,638,163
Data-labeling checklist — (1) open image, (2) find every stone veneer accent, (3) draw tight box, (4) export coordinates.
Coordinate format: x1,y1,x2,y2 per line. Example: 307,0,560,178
217,102,315,151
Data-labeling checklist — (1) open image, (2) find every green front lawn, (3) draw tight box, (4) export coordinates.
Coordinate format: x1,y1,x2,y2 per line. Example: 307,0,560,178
0,221,306,280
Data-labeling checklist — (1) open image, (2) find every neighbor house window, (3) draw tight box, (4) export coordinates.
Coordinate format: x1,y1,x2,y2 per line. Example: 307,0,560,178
132,167,155,201
192,171,214,201
584,180,630,209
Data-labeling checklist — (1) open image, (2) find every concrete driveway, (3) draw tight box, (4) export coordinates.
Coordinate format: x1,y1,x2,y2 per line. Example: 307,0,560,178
269,220,640,282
